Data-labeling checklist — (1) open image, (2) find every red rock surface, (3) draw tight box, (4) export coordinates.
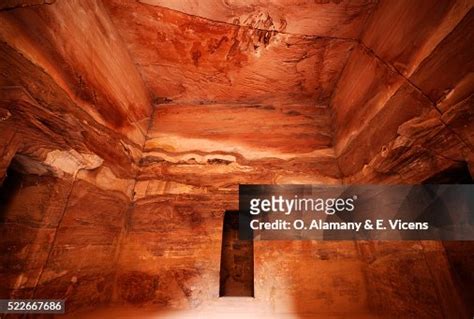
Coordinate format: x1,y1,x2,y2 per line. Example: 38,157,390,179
105,0,355,106
0,0,473,318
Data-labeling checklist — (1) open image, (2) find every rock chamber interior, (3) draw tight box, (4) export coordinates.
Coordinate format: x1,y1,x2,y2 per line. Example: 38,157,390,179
0,0,473,318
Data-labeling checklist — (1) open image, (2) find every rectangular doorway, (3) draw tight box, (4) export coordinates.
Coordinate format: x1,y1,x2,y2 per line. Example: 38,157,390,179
219,210,254,297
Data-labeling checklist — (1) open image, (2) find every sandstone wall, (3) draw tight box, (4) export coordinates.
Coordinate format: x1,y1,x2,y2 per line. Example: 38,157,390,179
105,104,468,317
0,0,151,311
331,1,473,183
0,0,152,179
0,1,472,318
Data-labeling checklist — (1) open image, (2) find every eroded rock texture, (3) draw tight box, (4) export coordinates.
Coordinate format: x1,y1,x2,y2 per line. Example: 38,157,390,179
0,0,473,318
332,1,473,183
105,0,357,106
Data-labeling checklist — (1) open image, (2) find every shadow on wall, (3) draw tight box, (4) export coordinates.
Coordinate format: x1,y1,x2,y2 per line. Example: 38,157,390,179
0,166,26,298
0,162,59,300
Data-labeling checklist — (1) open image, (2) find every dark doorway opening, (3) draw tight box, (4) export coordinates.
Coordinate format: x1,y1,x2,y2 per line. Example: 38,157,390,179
219,210,254,297
0,165,24,221
422,161,473,184
0,160,31,298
